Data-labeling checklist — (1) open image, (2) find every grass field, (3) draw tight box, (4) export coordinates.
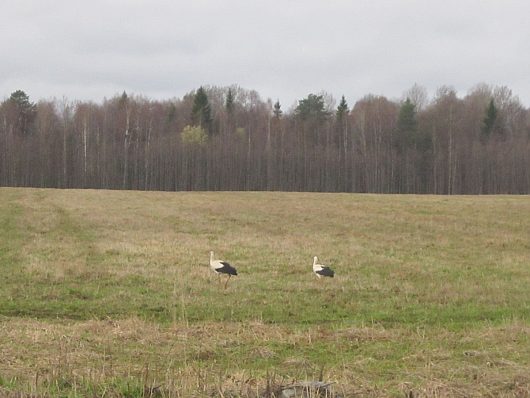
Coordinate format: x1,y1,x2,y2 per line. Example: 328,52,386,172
0,188,529,397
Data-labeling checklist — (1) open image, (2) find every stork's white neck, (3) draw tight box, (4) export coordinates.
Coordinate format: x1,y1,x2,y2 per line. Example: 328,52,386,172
313,256,318,266
210,251,214,265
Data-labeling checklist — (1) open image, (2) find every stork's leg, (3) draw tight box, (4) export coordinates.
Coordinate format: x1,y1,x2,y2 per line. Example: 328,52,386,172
224,274,231,289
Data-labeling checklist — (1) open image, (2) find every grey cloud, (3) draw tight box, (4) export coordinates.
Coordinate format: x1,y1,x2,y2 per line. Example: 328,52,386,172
1,0,529,106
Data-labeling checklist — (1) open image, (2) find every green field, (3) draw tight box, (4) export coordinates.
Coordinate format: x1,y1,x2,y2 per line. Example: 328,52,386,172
1,188,529,397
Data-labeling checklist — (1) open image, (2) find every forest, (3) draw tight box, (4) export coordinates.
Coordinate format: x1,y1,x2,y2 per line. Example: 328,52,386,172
1,84,529,194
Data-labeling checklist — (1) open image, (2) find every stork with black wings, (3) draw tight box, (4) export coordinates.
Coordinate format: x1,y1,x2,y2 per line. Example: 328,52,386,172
312,256,335,278
209,251,238,288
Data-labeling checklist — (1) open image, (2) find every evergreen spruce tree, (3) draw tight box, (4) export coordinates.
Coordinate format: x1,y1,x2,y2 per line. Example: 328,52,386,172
336,95,349,120
482,98,497,141
166,103,177,124
397,98,418,150
119,91,128,106
273,100,282,118
191,87,212,133
225,88,235,115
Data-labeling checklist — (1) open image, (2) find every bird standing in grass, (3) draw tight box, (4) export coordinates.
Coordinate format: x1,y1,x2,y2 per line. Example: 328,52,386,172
313,256,335,278
209,251,238,288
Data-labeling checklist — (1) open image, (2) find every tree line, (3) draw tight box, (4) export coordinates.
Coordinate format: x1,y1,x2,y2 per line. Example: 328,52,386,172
1,84,529,194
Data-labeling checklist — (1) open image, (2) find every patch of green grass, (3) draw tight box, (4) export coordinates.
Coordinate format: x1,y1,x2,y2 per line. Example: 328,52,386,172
0,375,17,390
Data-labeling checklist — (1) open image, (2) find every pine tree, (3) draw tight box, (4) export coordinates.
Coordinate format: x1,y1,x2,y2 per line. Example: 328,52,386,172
295,94,329,122
8,89,36,135
9,90,34,109
191,87,212,133
295,94,330,145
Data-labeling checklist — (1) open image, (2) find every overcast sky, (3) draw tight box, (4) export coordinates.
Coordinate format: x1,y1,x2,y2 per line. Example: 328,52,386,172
1,1,529,107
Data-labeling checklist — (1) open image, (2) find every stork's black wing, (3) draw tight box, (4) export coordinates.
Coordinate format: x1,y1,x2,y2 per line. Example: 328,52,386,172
316,267,334,277
217,261,238,276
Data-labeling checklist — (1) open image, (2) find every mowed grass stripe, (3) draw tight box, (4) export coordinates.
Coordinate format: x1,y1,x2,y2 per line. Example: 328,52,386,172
0,189,26,291
0,189,150,319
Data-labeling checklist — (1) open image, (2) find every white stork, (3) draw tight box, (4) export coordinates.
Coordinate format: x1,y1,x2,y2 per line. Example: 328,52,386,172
313,256,335,278
209,251,238,288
